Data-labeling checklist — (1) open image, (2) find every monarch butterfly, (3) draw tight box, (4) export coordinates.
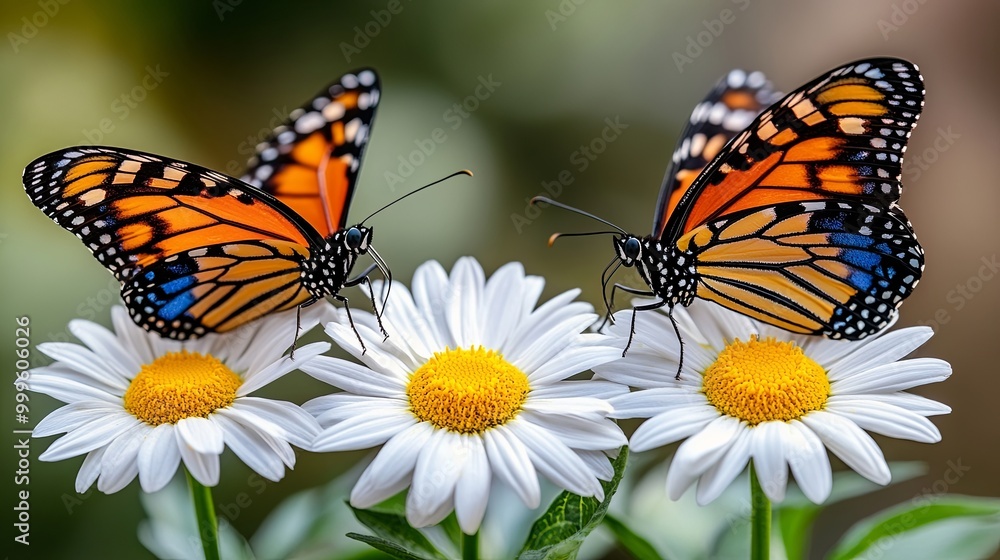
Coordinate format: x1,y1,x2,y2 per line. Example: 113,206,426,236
23,68,467,349
534,58,926,367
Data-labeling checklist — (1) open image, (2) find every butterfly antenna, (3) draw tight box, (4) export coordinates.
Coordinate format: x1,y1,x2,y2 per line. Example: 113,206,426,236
360,170,473,224
530,196,626,234
667,309,684,380
547,230,621,246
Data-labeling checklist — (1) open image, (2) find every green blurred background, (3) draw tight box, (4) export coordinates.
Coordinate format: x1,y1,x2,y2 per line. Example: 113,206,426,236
2,1,998,558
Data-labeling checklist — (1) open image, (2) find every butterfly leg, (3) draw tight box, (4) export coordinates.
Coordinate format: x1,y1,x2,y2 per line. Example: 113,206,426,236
289,305,303,360
601,283,655,333
344,263,389,341
333,293,368,355
623,298,668,357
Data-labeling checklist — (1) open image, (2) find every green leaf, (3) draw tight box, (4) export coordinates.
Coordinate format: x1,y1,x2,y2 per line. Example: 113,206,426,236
777,506,820,560
517,446,629,560
346,533,440,560
775,462,927,560
829,495,1000,560
349,505,448,560
602,513,664,560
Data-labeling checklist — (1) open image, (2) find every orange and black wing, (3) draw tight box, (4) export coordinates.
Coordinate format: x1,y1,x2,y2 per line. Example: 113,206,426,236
653,69,781,237
660,58,924,242
242,68,380,237
23,146,322,338
677,200,923,339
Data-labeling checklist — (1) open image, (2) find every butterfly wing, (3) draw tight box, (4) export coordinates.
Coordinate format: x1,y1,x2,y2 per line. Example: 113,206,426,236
661,58,924,242
653,69,781,237
242,68,380,237
677,200,922,339
120,240,314,338
23,146,322,338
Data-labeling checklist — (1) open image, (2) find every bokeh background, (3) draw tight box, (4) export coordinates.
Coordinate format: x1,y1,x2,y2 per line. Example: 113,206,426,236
2,1,998,558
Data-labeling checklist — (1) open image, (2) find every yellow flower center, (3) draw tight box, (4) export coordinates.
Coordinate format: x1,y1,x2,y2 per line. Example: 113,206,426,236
702,336,829,425
123,351,242,426
406,347,530,434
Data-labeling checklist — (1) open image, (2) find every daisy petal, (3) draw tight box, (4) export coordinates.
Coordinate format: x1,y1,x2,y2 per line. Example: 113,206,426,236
176,417,225,455
479,262,526,350
76,447,107,493
519,411,626,450
833,358,951,394
213,413,285,481
446,256,485,347
312,410,416,452
352,423,433,508
629,406,721,451
27,371,121,404
454,435,491,534
300,356,406,396
39,414,141,462
483,426,541,508
802,411,890,485
408,430,464,527
826,327,933,379
826,398,942,443
97,423,147,493
137,424,181,493
510,418,602,499
667,416,742,500
34,402,122,437
238,342,329,395
750,422,789,502
695,429,752,505
178,435,220,487
68,319,140,378
785,420,832,504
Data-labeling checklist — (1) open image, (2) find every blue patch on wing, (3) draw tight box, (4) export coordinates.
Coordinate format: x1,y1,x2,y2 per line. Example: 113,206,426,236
848,270,873,291
830,232,873,248
166,261,193,276
814,216,844,230
157,291,196,321
841,248,880,269
161,275,196,295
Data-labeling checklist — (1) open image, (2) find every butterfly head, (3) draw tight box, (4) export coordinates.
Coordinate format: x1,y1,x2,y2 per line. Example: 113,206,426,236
344,225,373,255
614,235,643,267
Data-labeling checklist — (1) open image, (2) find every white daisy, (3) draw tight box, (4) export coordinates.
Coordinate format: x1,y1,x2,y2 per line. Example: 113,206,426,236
302,257,628,534
27,304,330,494
596,301,951,505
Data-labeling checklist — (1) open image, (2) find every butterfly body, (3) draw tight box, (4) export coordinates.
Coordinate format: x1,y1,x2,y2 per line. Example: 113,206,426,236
615,235,697,308
24,69,385,340
544,58,926,345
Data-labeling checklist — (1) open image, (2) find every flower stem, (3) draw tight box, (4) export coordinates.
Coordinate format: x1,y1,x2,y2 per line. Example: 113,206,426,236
749,461,771,560
462,530,479,560
186,469,220,560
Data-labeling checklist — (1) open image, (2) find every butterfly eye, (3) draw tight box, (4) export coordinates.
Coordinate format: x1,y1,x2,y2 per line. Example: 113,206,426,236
345,227,363,250
624,238,641,260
